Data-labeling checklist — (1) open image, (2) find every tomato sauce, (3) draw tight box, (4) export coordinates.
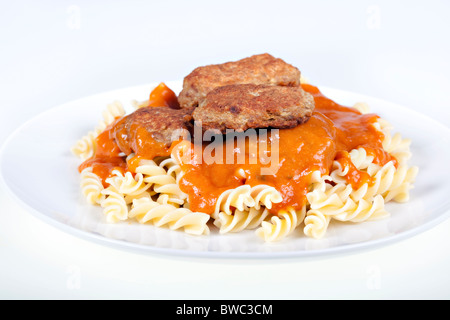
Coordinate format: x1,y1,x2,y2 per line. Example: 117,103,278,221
147,82,180,109
78,83,396,216
78,124,127,187
175,84,396,214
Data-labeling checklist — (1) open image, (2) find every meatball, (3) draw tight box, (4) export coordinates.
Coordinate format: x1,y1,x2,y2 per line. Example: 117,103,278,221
111,107,194,155
178,53,301,109
192,84,314,132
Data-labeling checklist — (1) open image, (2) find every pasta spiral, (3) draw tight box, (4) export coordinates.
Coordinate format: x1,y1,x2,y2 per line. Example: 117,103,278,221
213,207,270,234
249,185,283,210
353,162,418,203
307,180,389,222
303,209,331,240
104,169,155,206
372,118,412,165
135,159,187,202
71,101,126,160
80,167,105,205
347,147,379,174
214,185,255,215
155,193,185,207
303,179,389,239
255,207,306,242
352,102,371,114
131,99,149,110
129,197,210,235
100,185,128,223
108,170,151,196
159,157,184,184
170,140,194,166
71,131,97,161
95,101,126,134
330,154,418,203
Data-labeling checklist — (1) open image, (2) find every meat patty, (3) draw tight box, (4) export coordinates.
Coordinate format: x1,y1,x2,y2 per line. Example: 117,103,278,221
178,53,301,109
111,107,193,155
192,84,315,132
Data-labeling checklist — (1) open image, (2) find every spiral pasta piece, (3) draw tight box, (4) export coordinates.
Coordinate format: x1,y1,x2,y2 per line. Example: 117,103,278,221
109,170,151,196
303,178,389,238
249,185,283,210
129,197,210,235
170,140,194,166
79,167,105,205
71,101,126,160
159,157,184,184
103,169,154,206
352,102,371,114
303,209,331,239
330,158,418,203
71,131,97,161
348,148,379,174
333,194,388,222
255,207,306,242
100,185,128,223
329,152,378,186
307,180,389,221
369,162,417,203
215,185,256,215
135,159,187,201
343,109,413,166
155,193,185,207
213,207,270,234
372,118,412,165
95,101,126,135
131,99,149,110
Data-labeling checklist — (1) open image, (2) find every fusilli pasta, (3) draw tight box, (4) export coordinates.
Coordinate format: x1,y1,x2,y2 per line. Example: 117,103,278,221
372,118,412,166
249,185,283,210
255,206,306,242
71,101,125,160
135,159,187,203
214,185,255,215
80,167,105,205
213,207,270,234
74,91,418,242
303,179,389,239
96,101,126,134
129,197,210,235
100,185,128,223
71,131,97,161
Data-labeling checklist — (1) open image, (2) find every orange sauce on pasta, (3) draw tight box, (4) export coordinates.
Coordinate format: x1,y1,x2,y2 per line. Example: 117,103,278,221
125,126,173,172
78,124,127,187
334,151,373,189
78,83,397,215
175,84,397,214
78,84,178,185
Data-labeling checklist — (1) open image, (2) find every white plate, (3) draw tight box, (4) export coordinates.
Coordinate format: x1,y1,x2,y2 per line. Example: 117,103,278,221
1,81,450,260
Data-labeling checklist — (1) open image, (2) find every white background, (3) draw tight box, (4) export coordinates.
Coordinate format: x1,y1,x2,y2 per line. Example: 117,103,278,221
1,0,449,299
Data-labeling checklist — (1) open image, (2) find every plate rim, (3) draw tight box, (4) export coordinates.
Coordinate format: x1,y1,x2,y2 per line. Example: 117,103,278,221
1,82,450,260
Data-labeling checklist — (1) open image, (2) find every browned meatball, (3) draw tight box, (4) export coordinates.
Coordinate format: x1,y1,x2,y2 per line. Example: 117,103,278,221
178,53,301,109
192,84,314,132
111,107,194,155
